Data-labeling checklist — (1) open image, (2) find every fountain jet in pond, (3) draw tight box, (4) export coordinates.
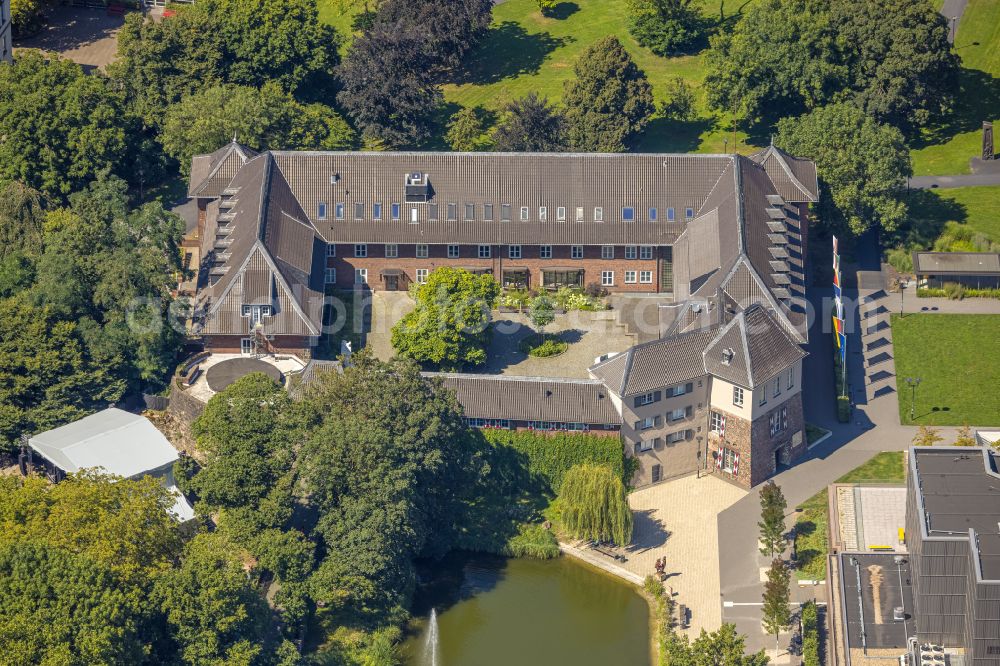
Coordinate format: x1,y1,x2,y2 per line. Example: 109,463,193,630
422,608,440,666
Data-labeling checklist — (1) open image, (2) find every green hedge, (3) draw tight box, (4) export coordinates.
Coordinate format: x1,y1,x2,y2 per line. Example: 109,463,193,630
802,601,821,666
480,429,626,493
917,286,1000,300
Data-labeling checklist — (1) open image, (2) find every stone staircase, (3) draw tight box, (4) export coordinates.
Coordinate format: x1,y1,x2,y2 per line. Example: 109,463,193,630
857,272,899,402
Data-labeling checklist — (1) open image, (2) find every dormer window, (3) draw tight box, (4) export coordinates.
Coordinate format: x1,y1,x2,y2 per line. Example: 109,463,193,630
405,172,431,202
241,304,272,325
722,348,735,366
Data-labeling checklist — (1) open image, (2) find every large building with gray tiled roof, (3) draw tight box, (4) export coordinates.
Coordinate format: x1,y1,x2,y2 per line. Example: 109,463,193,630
186,145,815,488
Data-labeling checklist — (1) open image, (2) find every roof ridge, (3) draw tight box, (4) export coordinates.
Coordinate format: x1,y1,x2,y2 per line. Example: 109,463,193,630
424,372,606,385
762,146,815,202
45,410,142,453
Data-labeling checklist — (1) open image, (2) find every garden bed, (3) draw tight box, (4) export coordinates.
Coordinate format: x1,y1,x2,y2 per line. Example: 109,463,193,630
518,333,569,358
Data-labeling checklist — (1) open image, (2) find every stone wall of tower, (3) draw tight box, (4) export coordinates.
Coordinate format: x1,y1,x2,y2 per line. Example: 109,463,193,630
1,0,12,63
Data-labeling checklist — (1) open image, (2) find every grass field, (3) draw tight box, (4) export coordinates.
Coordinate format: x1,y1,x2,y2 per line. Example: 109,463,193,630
891,314,1000,426
317,0,756,153
794,452,906,580
910,0,1000,176
906,185,1000,244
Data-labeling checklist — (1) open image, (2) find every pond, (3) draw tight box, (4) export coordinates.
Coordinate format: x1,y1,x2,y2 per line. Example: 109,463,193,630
402,552,651,666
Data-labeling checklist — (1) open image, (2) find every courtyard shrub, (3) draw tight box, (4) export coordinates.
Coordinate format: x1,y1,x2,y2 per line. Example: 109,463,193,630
801,601,821,666
504,523,559,559
553,286,606,311
519,334,568,358
480,429,626,493
943,282,966,300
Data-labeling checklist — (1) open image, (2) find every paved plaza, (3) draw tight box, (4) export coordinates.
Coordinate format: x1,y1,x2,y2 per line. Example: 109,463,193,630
15,7,125,70
624,474,747,637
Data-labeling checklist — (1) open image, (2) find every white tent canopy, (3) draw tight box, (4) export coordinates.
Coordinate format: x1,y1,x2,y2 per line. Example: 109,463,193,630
28,408,195,521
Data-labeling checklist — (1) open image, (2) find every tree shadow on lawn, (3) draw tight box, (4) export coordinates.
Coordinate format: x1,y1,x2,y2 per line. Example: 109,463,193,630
545,2,580,20
909,68,1000,151
636,115,717,153
887,189,968,249
452,22,571,86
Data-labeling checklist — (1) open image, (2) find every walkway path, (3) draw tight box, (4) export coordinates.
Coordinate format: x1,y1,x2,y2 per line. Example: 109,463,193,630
940,0,969,44
909,173,1000,189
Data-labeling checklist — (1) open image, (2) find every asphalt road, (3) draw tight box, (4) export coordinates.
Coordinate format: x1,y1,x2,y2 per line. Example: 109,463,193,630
908,173,1000,189
940,0,968,43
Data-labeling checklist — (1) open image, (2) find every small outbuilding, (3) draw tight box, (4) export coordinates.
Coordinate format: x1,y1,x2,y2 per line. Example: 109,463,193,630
912,251,1000,289
26,408,195,522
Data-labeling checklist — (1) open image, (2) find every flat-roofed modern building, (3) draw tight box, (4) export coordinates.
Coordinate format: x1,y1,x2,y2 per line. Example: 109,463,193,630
906,446,1000,664
913,251,1000,290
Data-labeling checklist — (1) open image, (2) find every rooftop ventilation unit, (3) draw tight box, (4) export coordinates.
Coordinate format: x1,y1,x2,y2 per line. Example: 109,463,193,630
405,172,431,203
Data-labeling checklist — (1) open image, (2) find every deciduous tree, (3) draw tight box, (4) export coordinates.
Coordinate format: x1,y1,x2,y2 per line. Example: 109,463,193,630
374,0,492,75
557,463,633,546
776,103,911,235
445,107,493,151
758,481,788,557
391,267,500,369
662,623,770,665
563,37,655,152
761,558,792,654
492,93,567,152
913,424,944,447
528,294,556,336
626,0,706,56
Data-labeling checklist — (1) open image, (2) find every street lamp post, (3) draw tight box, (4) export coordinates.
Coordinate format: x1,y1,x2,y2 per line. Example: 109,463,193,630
951,16,958,43
899,280,906,317
905,377,922,422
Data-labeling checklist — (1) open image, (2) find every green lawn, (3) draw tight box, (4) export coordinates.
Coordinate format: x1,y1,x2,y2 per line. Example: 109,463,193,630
318,0,757,153
794,452,906,580
908,185,1000,243
891,314,1000,426
910,0,1000,176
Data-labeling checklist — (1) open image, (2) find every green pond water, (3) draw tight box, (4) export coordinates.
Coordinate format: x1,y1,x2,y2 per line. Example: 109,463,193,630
402,552,651,666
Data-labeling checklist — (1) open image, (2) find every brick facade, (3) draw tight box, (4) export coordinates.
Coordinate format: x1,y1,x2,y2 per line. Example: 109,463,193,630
327,243,669,293
710,392,805,488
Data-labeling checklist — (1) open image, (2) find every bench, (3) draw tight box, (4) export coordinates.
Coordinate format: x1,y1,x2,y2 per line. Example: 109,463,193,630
677,604,689,629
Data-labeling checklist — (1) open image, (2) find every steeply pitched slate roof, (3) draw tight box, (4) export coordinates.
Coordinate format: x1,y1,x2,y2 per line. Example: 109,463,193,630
188,140,258,198
749,145,819,203
703,304,806,389
591,326,719,397
427,373,621,425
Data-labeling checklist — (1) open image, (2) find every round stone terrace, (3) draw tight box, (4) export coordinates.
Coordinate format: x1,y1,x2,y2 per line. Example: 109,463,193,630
185,353,305,403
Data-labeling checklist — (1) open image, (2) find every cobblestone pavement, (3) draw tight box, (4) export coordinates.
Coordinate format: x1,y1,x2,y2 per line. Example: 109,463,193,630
622,474,747,638
15,7,125,70
367,292,415,361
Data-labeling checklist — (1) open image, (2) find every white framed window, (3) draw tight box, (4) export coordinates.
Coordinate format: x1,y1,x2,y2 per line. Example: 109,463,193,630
520,206,529,221
625,271,637,284
335,202,345,220
509,245,522,259
354,244,367,258
666,383,691,398
576,206,584,221
622,207,635,221
601,270,614,286
354,203,364,220
556,207,566,221
667,207,675,221
484,203,494,221
416,244,429,258
384,244,398,258
478,245,491,258
373,203,382,220
635,440,654,453
666,430,686,444
447,203,457,221
392,203,401,220
787,367,795,390
410,208,418,223
325,268,337,284
685,207,695,220
416,268,429,284
539,206,547,221
240,338,252,355
465,203,475,221
759,388,767,407
639,246,654,260
772,377,781,398
539,245,552,259
601,245,614,259
429,203,439,220
625,245,638,259
355,268,368,284
595,207,604,221
649,207,658,222
318,202,328,220
638,416,655,431
501,204,512,221
326,243,336,257
652,464,662,482
637,392,657,406
640,271,653,284
448,244,460,258
571,245,584,259
733,386,744,407
710,411,724,433
668,408,685,422
241,304,271,324
769,407,788,437
722,448,737,473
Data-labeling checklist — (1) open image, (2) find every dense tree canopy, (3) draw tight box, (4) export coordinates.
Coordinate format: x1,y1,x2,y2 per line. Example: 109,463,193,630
776,103,912,235
0,52,146,200
662,624,770,665
161,83,355,175
375,0,493,74
557,464,633,546
112,0,340,125
446,107,493,151
0,541,151,665
563,37,655,152
391,267,501,370
704,0,958,133
492,93,567,152
626,0,706,56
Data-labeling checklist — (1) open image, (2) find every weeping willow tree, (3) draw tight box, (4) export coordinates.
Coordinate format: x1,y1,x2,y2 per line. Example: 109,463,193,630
558,464,633,546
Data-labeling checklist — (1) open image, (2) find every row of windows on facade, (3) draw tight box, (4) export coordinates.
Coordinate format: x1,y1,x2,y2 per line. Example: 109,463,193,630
634,429,692,454
328,243,658,260
463,418,617,431
709,405,789,438
633,382,695,409
635,405,694,432
316,202,696,224
324,267,653,286
730,368,795,408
